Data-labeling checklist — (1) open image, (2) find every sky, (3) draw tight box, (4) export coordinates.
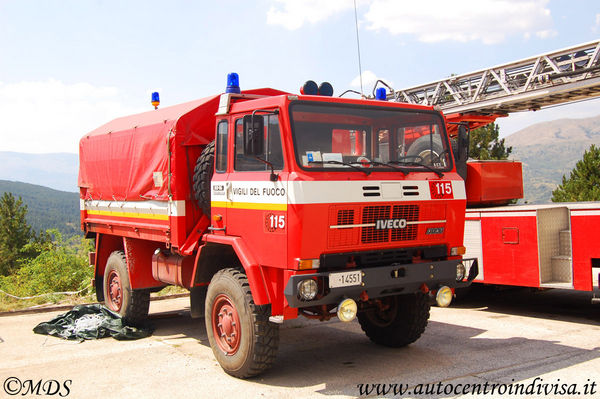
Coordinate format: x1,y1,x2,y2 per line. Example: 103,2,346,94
0,0,599,154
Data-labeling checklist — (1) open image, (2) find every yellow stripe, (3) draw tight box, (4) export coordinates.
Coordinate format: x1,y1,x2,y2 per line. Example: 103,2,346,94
211,201,287,211
87,210,169,221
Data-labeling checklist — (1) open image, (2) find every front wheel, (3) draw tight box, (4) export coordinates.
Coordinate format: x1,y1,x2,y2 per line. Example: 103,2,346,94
205,268,279,378
358,293,430,347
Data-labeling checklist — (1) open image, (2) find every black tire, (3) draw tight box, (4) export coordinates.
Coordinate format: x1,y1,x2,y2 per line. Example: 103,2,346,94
205,268,279,378
406,134,445,167
103,251,150,326
193,141,215,218
358,293,430,347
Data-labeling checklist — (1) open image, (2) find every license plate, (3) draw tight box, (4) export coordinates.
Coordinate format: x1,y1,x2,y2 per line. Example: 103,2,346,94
329,270,362,289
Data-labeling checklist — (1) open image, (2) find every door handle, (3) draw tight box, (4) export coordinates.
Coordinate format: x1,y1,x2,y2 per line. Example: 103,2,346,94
225,182,232,202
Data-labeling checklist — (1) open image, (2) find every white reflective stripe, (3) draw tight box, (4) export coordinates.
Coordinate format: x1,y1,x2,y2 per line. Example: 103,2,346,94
84,199,186,217
288,180,466,204
211,181,287,204
407,219,446,225
330,223,376,229
451,180,466,200
468,202,600,212
169,200,186,217
480,211,537,217
571,210,600,216
80,199,85,211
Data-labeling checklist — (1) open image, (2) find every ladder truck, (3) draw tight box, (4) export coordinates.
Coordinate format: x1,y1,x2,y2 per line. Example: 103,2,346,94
390,39,600,303
79,76,478,378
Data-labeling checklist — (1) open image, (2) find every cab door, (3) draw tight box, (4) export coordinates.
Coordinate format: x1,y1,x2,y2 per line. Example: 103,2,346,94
225,114,288,268
208,119,230,232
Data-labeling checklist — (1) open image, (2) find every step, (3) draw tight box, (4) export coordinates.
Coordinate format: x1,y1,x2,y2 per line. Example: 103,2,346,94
540,281,574,289
550,255,572,283
559,230,572,256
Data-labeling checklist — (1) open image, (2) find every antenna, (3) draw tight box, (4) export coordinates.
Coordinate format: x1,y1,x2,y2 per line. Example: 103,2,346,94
353,0,364,97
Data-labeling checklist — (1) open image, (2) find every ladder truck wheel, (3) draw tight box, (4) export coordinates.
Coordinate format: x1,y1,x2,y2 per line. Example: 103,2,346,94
358,292,430,347
193,140,215,218
205,268,279,378
406,134,445,166
103,250,150,326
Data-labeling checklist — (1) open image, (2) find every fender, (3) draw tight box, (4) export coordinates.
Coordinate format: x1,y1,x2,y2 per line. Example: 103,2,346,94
202,234,271,305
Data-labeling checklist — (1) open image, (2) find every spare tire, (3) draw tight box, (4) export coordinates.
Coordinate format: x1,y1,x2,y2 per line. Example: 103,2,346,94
193,141,215,218
406,134,446,167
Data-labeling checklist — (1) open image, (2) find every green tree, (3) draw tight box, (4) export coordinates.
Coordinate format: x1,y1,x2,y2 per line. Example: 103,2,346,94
0,230,93,301
552,144,600,202
469,122,512,160
0,192,33,276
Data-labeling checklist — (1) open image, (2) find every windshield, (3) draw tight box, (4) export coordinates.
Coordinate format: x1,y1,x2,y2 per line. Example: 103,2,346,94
289,103,452,173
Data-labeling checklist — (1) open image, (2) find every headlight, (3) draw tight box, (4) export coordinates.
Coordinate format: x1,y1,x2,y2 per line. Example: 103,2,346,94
436,286,453,307
456,263,466,281
337,298,357,322
297,279,318,301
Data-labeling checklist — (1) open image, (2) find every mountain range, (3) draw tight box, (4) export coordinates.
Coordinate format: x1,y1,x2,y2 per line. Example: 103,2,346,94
0,180,80,236
0,151,78,193
504,114,600,203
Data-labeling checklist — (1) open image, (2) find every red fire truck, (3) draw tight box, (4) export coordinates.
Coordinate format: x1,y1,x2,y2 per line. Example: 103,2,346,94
395,39,600,304
78,75,477,377
464,201,600,298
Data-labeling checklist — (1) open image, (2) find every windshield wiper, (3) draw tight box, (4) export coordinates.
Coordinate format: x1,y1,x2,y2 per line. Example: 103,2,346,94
389,160,444,178
353,160,407,176
308,160,371,176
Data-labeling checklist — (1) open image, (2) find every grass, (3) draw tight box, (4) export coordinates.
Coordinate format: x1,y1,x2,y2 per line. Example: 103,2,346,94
0,292,96,313
0,285,189,313
152,285,188,297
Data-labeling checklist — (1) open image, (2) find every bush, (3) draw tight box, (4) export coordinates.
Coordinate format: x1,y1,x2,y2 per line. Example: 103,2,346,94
0,230,94,309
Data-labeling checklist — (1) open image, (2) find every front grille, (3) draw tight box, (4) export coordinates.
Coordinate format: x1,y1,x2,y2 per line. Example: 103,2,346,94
361,205,391,243
391,205,419,241
362,205,419,243
337,209,355,225
329,204,420,248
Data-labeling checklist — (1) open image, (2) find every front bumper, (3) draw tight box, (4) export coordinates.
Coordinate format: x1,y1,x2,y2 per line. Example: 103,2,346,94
284,258,478,308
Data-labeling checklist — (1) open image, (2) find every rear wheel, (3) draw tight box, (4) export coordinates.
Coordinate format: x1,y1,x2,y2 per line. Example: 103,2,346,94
103,251,150,325
205,268,279,378
358,293,430,347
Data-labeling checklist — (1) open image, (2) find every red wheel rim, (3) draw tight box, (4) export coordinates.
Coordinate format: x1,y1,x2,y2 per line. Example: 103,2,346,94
106,270,123,312
212,294,241,355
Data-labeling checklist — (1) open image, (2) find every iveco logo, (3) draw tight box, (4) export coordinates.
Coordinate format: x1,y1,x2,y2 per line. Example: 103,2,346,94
375,219,408,230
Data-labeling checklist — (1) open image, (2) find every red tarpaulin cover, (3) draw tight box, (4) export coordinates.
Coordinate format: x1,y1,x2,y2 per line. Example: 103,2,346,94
78,95,221,201
78,88,288,202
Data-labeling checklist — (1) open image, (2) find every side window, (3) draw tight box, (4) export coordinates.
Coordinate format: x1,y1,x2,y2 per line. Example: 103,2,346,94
215,120,228,173
234,114,284,171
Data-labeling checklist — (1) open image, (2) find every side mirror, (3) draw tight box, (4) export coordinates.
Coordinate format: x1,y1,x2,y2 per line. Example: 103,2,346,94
458,125,470,159
243,115,264,156
454,124,469,180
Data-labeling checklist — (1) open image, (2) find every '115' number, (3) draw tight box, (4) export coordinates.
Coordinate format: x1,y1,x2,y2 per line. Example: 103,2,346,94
429,181,454,199
269,214,285,229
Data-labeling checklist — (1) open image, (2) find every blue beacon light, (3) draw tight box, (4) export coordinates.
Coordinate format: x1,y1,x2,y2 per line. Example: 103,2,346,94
151,92,160,109
226,73,241,94
375,87,387,101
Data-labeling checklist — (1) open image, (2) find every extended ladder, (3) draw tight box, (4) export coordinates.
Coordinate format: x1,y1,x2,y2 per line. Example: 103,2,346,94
392,40,600,115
